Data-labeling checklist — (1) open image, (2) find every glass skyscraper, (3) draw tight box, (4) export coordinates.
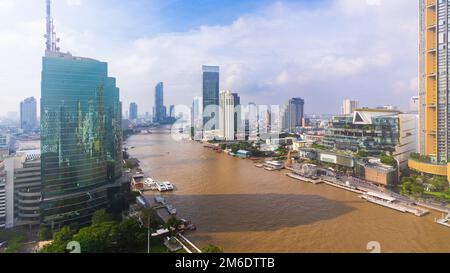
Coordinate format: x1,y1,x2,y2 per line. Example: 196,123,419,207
153,82,165,123
40,53,123,228
202,65,220,130
129,102,138,120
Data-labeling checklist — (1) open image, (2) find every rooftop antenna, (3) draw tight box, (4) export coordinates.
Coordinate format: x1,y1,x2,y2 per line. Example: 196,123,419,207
44,0,60,53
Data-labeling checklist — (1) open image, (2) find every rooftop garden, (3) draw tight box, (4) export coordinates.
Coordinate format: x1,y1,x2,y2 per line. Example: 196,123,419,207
409,153,432,164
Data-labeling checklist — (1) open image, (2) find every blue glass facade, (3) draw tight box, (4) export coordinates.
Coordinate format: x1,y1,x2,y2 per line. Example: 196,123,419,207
202,66,220,129
154,82,165,123
40,54,122,228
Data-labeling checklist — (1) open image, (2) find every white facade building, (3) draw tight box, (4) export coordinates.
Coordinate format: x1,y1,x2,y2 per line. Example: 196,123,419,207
219,90,235,141
342,99,359,115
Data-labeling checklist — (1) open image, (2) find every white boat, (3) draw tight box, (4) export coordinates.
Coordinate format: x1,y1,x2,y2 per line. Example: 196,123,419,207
163,181,174,191
144,177,156,187
157,183,168,192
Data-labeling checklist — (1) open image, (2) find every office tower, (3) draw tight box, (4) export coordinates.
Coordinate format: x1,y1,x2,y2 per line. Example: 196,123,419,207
219,90,235,141
341,99,359,115
154,82,165,123
409,1,450,184
0,134,10,159
265,109,272,133
129,103,138,120
232,93,241,136
192,97,202,124
20,97,37,131
40,0,123,229
202,66,220,130
0,164,5,228
247,102,259,139
3,151,41,228
169,105,175,118
288,98,305,132
279,103,289,132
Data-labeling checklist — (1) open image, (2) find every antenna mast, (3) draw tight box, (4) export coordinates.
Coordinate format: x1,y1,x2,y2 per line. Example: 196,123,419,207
45,0,60,53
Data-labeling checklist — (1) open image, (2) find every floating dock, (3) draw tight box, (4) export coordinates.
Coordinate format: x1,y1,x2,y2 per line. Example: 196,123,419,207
436,214,450,228
286,173,323,185
360,192,429,217
322,180,365,194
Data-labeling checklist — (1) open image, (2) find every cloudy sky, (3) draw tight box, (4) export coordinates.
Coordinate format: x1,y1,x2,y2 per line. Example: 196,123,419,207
0,0,419,116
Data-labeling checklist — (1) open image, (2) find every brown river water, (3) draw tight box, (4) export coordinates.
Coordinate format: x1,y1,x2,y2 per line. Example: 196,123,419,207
126,132,450,253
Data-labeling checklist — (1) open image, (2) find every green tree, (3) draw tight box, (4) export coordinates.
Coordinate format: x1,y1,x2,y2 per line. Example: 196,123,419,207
411,183,425,196
38,227,53,241
72,222,115,253
380,154,397,167
202,244,224,253
4,234,25,253
91,209,115,225
166,216,183,236
356,150,369,158
40,226,76,253
112,218,146,252
428,176,449,192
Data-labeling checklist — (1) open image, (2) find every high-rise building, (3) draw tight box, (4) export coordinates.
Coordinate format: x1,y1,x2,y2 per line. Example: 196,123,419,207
247,102,259,140
409,1,450,184
287,98,305,132
192,97,202,125
219,90,235,141
202,66,220,130
154,82,165,123
40,0,123,229
169,105,175,118
0,134,10,159
20,97,37,131
0,163,6,228
341,99,359,115
2,151,42,228
232,93,241,137
129,102,138,120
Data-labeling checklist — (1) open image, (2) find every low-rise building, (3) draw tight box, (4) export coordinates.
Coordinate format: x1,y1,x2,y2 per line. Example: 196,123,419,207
323,109,417,171
298,148,355,169
356,158,398,186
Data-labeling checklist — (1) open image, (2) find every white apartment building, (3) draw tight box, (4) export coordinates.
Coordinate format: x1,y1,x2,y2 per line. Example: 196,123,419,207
219,90,235,141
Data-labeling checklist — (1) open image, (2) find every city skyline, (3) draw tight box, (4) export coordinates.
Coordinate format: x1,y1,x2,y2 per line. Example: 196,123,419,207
0,0,419,116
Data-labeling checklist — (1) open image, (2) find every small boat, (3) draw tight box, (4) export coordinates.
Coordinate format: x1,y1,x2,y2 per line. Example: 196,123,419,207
155,195,166,204
163,181,174,191
180,219,197,231
157,183,168,192
166,204,177,215
144,177,156,187
255,164,264,168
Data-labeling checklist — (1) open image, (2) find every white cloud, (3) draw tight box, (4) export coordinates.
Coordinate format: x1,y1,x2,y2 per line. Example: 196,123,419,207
0,0,15,10
0,0,420,115
66,0,81,7
108,0,419,113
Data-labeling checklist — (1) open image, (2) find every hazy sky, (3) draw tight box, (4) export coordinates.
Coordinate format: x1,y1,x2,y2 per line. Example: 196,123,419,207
0,0,419,116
